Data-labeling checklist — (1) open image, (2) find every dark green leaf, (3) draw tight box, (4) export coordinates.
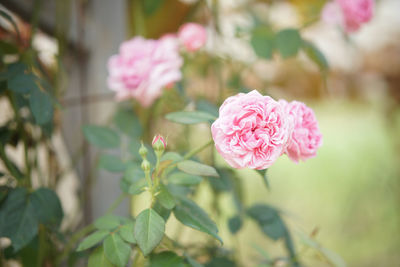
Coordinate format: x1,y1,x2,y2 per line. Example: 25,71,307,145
149,251,185,267
98,154,127,173
165,111,216,124
152,200,171,221
302,40,329,71
30,188,63,227
196,99,219,117
0,188,38,252
177,160,219,177
251,26,275,59
168,172,203,186
29,87,53,125
88,246,114,267
119,221,136,244
83,125,120,149
76,230,110,251
103,233,131,267
8,73,38,94
94,215,122,230
247,204,286,241
275,29,302,58
120,165,144,194
156,183,176,210
0,41,18,55
143,0,164,15
209,168,232,192
205,257,236,267
113,108,142,138
228,215,242,234
185,254,204,267
134,208,165,255
173,197,222,243
7,62,28,77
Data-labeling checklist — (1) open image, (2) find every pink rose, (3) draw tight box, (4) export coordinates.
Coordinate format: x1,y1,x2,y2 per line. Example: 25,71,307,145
280,100,322,163
107,36,183,107
152,134,167,149
178,23,207,52
322,0,374,32
211,90,291,170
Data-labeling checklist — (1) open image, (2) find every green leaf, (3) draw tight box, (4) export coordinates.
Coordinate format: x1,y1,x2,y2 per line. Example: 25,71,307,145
161,152,182,163
94,215,122,230
247,204,286,241
177,160,219,177
98,154,127,173
76,230,110,251
88,246,115,267
256,169,270,191
165,111,216,124
209,168,232,192
156,183,176,210
83,125,120,149
143,0,164,15
185,254,204,267
149,251,185,267
173,197,222,243
121,165,145,194
29,87,53,125
275,29,302,58
205,257,236,267
113,108,142,138
30,188,63,227
251,26,275,59
196,99,219,117
128,179,147,195
0,188,38,252
8,73,38,94
103,233,131,267
302,40,329,71
134,208,165,256
152,200,171,221
168,172,203,186
228,215,242,234
119,221,136,244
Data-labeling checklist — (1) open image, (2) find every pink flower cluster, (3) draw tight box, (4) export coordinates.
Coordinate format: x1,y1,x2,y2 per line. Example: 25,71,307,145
322,0,374,33
107,23,207,107
211,90,322,170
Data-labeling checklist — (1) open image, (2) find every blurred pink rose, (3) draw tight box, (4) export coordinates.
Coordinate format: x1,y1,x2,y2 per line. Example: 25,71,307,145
322,0,374,32
178,23,207,52
107,36,183,107
211,90,291,170
280,100,322,163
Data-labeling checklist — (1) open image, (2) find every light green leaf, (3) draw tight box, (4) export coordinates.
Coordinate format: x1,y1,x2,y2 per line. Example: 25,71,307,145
94,215,121,230
149,251,185,267
160,152,182,163
119,221,136,244
83,125,120,149
29,86,53,125
165,111,216,124
76,230,110,251
8,73,38,94
275,29,302,58
113,108,142,138
168,172,203,186
98,154,127,173
128,179,147,195
0,188,38,252
88,246,115,267
177,160,219,177
134,208,165,256
251,26,275,59
30,188,63,227
302,40,329,71
103,233,131,267
173,197,222,243
156,184,176,210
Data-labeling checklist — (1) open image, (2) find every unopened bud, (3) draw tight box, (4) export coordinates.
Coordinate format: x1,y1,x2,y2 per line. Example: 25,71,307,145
152,134,166,153
141,159,151,172
139,142,148,158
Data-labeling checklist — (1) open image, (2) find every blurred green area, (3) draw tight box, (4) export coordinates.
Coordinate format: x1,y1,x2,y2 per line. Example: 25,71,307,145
228,100,400,266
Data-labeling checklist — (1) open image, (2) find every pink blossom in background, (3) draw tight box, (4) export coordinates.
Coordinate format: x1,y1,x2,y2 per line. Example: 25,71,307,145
211,90,291,170
178,23,207,52
107,36,183,107
280,100,323,163
322,0,374,32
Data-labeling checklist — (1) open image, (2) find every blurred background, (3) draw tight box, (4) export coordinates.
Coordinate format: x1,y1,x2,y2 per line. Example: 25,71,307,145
1,0,400,266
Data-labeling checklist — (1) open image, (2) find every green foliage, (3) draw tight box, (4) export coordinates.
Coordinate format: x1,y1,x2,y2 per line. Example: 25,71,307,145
134,208,165,256
143,0,164,16
83,125,120,149
30,188,63,227
173,197,222,243
76,230,110,252
177,160,219,177
88,246,114,267
29,86,54,125
251,26,275,59
94,215,123,230
119,221,136,244
103,233,131,267
168,172,203,186
256,169,270,191
165,111,216,124
8,73,38,94
113,108,142,138
275,29,302,58
156,183,176,210
149,251,185,267
228,215,242,234
98,154,127,173
302,40,329,72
